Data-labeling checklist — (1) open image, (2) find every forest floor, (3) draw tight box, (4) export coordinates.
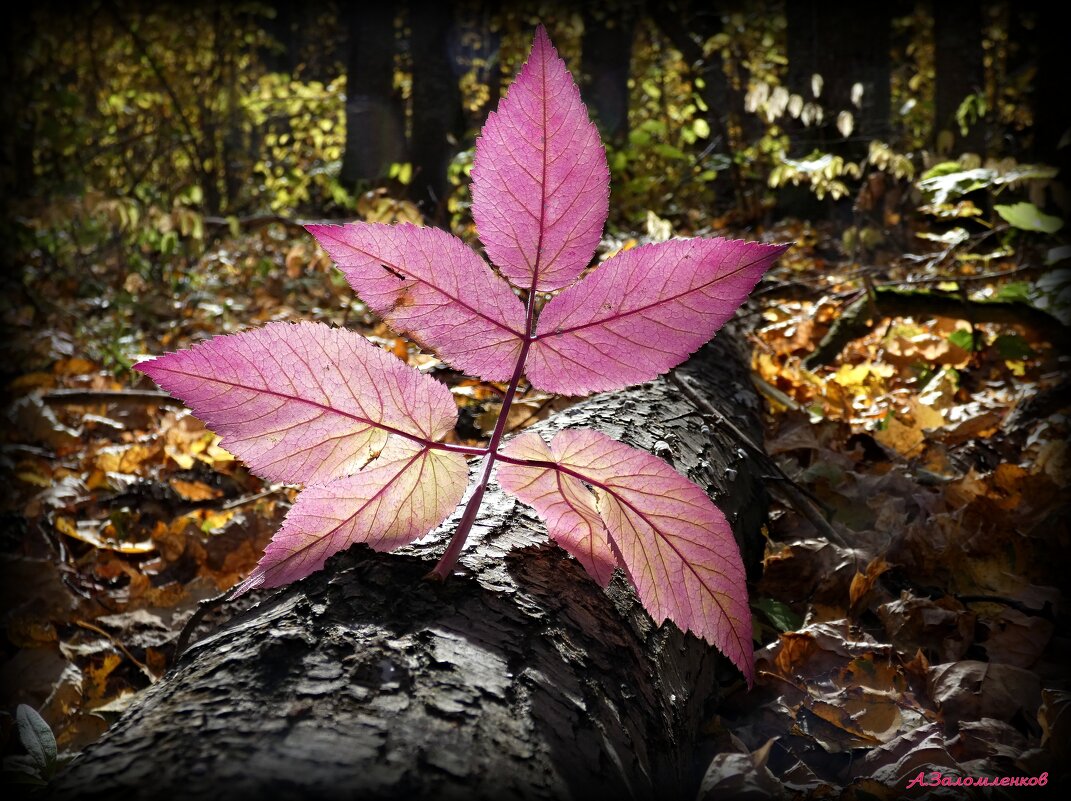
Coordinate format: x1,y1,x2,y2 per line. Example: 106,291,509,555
2,203,1069,796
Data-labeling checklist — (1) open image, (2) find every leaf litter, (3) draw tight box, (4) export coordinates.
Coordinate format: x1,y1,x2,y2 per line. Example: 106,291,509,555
705,218,1069,795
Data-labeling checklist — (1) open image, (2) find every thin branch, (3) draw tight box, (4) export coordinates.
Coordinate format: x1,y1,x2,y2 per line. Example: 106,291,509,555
103,0,206,188
43,389,183,406
75,619,156,681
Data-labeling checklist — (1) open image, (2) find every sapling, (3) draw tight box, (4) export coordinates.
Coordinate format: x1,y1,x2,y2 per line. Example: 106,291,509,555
137,26,788,683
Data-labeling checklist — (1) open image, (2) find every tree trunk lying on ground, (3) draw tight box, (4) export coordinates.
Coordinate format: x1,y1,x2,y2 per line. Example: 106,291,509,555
48,327,770,801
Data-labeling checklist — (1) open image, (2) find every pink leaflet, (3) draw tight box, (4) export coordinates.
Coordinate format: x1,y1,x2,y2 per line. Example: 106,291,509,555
470,25,610,292
526,239,789,395
502,429,753,684
496,432,618,586
235,440,468,595
306,222,526,382
134,321,457,486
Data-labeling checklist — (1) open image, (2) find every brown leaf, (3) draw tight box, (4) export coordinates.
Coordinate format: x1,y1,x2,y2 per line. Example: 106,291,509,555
976,606,1053,668
948,718,1029,763
1038,689,1071,761
877,592,975,662
698,740,787,800
94,442,160,474
0,646,68,710
7,396,82,453
849,556,892,610
56,517,156,554
855,723,959,785
927,661,1041,726
169,478,223,502
52,357,98,376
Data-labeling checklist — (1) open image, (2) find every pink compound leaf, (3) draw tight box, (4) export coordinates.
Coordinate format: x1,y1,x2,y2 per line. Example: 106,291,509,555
306,222,526,382
498,429,754,684
526,238,790,395
134,321,456,486
127,25,786,688
471,24,610,292
234,439,468,595
496,432,619,586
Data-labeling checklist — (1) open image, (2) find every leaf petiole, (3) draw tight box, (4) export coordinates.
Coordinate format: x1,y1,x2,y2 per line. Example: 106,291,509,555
428,291,538,580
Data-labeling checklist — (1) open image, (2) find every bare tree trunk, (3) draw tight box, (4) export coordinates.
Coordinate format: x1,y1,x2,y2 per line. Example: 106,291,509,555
786,0,891,157
933,0,986,154
1030,2,1070,191
48,328,770,801
580,4,638,144
340,5,405,187
645,1,748,214
409,1,464,216
261,0,297,75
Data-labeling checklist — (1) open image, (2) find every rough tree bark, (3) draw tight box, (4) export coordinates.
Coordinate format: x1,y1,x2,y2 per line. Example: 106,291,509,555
48,327,770,801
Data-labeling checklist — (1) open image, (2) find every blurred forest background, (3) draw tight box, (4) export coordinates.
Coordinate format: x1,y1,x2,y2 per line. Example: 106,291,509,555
2,0,1069,794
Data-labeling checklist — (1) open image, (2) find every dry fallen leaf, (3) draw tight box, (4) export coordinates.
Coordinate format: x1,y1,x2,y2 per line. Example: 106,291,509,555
927,660,1041,726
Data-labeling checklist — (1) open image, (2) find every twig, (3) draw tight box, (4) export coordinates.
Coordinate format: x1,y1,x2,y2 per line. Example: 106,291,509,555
882,261,1043,288
103,0,205,185
669,372,848,547
202,213,314,233
74,619,156,681
750,374,805,412
43,389,182,406
957,594,1053,618
173,588,238,661
507,396,556,433
220,484,287,510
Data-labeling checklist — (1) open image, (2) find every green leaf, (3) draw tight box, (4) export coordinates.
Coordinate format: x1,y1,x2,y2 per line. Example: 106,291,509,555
994,333,1033,360
948,329,976,351
994,281,1032,303
753,597,803,632
917,167,994,205
1046,245,1071,266
2,755,48,786
994,202,1064,233
628,129,650,147
652,144,687,160
16,705,57,774
920,162,966,181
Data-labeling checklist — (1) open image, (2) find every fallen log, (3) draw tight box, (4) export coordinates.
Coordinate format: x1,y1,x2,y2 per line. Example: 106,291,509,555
804,285,1071,368
48,328,770,801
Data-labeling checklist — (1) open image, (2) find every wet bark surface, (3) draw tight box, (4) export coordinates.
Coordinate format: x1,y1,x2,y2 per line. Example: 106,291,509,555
48,328,770,801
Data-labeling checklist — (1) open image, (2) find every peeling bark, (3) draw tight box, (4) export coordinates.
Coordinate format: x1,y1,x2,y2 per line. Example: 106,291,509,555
49,328,769,801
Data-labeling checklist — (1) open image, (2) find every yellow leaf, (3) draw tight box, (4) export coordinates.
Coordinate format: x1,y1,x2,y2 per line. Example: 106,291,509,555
874,416,925,457
200,509,235,533
832,362,870,387
8,372,55,392
165,446,195,470
909,397,945,431
56,516,156,554
170,479,222,502
849,557,892,607
53,357,98,376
